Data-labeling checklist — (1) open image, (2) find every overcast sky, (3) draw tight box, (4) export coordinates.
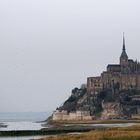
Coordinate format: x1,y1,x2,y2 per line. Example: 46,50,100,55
0,0,140,112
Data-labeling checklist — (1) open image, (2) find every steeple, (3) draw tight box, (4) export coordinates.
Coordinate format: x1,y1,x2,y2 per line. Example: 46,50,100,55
120,33,128,60
123,33,125,51
120,33,129,72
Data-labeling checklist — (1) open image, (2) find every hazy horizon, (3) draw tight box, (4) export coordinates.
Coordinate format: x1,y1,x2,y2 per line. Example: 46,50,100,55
0,0,140,112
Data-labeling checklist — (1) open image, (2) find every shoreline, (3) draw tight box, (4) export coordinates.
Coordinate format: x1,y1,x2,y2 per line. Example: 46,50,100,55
0,129,92,137
0,120,140,137
47,119,140,125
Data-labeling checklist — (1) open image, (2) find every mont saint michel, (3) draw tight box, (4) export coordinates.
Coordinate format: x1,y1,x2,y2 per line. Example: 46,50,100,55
50,36,140,122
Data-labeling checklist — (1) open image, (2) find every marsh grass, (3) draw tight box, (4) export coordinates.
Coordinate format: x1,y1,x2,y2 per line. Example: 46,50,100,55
40,125,140,140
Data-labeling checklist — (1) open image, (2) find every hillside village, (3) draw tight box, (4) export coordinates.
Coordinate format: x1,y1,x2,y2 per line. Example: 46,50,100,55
51,36,140,122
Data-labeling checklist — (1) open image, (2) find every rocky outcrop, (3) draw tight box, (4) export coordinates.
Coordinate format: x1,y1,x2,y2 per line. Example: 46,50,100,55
101,102,124,120
58,86,103,116
49,85,140,122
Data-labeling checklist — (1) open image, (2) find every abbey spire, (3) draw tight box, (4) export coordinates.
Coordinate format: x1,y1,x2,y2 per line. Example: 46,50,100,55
120,33,128,60
123,33,126,51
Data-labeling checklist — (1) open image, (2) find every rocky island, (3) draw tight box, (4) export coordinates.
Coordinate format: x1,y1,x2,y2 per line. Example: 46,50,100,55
49,36,140,123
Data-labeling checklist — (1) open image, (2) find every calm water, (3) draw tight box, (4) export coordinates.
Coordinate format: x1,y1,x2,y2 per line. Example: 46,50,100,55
0,112,51,140
0,112,50,122
0,121,44,131
0,136,46,140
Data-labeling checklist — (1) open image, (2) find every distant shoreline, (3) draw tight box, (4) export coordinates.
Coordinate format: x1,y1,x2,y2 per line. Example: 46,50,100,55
0,123,8,128
47,119,140,125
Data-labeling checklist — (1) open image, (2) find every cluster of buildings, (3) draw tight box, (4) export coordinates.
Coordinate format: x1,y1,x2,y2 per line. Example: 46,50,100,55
52,35,140,121
87,36,140,94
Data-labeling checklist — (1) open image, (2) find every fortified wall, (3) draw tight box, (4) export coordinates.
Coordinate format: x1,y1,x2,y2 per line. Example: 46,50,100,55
52,110,92,121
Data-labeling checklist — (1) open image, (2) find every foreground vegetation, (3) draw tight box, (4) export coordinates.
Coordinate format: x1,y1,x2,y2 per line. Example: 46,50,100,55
40,125,140,140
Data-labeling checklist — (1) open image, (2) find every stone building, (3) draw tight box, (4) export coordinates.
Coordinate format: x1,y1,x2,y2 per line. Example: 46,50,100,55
87,35,140,94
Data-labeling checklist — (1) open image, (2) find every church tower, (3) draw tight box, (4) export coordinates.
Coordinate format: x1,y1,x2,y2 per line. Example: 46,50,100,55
120,34,129,73
120,34,128,67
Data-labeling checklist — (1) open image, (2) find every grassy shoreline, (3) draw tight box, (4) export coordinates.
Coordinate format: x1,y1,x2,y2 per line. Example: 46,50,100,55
0,129,90,137
0,125,100,136
48,119,140,125
40,125,140,140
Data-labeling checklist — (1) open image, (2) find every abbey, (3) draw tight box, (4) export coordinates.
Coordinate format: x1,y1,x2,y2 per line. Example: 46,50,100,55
87,36,140,95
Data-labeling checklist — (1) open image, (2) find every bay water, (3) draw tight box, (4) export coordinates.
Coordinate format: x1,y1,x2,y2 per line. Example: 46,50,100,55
0,112,51,140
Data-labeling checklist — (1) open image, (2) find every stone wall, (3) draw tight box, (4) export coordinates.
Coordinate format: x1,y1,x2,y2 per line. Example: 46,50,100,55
87,72,140,95
131,114,140,119
52,110,92,121
101,102,123,119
